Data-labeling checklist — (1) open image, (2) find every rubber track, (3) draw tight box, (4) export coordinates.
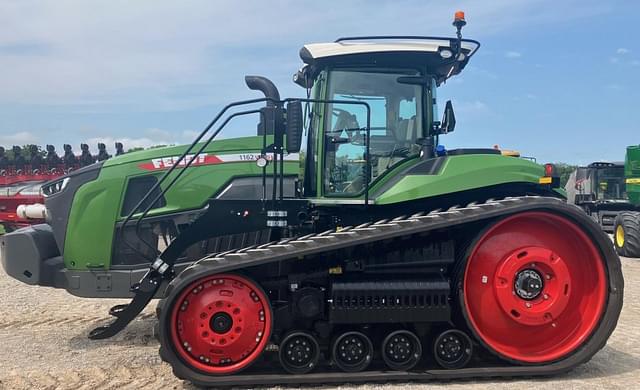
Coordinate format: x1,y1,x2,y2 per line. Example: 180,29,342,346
155,196,624,388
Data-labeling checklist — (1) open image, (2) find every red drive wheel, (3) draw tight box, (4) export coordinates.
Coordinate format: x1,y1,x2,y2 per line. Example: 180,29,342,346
462,212,607,364
169,274,272,375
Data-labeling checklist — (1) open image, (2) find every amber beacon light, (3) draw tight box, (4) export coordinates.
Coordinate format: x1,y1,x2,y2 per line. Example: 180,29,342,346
453,11,467,27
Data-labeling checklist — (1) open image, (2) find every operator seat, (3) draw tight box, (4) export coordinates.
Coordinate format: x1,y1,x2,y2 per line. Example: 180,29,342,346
376,116,417,176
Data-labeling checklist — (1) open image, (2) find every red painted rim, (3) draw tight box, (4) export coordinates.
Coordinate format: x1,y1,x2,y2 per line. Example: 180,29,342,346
169,274,272,375
463,212,607,363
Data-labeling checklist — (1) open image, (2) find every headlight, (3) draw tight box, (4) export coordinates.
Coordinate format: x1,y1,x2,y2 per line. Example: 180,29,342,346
42,177,70,197
439,49,453,59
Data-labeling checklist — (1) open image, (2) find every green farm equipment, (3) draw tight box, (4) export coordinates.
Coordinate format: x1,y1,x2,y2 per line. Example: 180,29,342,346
566,145,640,257
615,146,640,256
0,13,623,387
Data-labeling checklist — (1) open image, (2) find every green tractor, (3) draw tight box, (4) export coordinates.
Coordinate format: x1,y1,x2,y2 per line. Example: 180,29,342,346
615,146,640,256
0,13,623,387
565,146,640,257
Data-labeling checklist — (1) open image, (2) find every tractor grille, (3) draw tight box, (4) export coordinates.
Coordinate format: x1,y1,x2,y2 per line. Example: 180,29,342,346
330,279,450,324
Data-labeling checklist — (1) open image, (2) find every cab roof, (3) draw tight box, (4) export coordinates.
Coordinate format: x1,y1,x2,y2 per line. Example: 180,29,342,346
587,161,625,168
299,36,480,85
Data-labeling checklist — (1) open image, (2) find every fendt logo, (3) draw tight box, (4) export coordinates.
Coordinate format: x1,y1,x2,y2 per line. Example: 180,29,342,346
139,153,219,170
138,153,299,171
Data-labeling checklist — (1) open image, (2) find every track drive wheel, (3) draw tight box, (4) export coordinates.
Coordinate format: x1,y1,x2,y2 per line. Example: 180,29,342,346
433,329,473,369
381,330,422,371
332,331,373,372
279,331,321,374
158,273,272,377
614,211,640,258
461,212,608,364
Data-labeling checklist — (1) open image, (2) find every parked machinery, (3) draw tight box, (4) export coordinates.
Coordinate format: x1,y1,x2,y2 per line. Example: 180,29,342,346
0,143,125,231
0,13,623,387
565,146,640,257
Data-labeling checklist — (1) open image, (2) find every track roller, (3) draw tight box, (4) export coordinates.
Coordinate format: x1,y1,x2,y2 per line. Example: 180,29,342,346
381,330,422,371
433,329,473,369
332,331,373,372
279,331,320,374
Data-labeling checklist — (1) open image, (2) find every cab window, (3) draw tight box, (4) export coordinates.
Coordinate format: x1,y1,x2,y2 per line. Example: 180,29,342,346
323,69,423,195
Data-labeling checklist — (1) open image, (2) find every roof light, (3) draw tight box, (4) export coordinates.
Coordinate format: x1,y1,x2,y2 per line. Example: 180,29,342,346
439,49,453,59
453,11,467,27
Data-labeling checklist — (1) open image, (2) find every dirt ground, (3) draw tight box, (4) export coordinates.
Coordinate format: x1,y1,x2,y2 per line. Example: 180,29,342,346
0,258,638,390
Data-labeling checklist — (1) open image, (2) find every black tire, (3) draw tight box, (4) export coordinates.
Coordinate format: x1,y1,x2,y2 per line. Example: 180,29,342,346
613,212,640,258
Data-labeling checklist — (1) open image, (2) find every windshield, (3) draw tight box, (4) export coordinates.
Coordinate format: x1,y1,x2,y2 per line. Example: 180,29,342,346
594,167,627,200
323,69,423,195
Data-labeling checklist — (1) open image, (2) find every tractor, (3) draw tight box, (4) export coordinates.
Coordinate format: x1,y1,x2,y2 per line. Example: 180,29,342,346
565,146,640,257
0,13,623,387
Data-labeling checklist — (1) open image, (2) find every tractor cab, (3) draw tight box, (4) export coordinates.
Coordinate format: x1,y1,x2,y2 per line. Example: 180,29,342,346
293,35,479,198
567,162,628,204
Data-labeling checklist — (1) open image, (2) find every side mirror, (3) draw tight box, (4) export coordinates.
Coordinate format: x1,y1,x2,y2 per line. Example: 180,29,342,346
441,100,456,134
285,101,303,153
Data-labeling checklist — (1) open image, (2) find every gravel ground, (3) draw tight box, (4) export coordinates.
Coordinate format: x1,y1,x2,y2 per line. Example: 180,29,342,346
0,257,638,390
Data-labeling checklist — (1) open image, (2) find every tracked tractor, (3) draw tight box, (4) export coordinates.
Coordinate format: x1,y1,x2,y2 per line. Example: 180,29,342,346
0,13,623,386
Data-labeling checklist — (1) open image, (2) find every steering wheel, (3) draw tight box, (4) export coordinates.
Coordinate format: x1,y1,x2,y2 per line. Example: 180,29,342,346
342,175,365,194
385,146,410,157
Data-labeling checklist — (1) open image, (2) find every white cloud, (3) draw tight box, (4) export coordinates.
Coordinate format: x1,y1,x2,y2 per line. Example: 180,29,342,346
456,100,490,114
145,128,173,141
0,131,39,145
0,0,616,149
85,136,172,153
616,48,630,55
0,0,610,109
181,130,200,140
605,83,624,91
505,51,522,59
465,66,498,80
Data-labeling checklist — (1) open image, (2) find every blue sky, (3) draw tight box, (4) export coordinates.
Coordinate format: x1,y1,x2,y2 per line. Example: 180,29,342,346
0,0,638,164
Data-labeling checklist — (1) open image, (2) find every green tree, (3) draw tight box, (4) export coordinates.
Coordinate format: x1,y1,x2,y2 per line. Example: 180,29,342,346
126,144,170,153
552,163,578,188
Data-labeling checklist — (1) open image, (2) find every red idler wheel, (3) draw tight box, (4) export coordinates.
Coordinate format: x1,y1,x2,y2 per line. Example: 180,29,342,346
462,212,607,364
169,274,272,375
